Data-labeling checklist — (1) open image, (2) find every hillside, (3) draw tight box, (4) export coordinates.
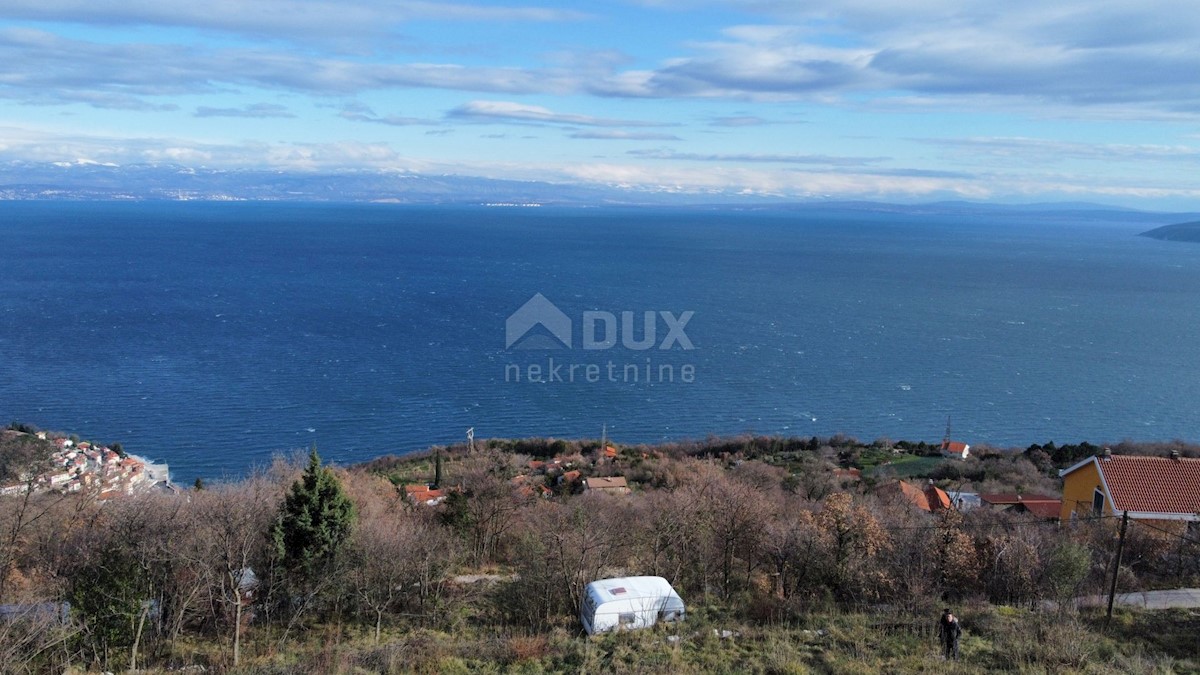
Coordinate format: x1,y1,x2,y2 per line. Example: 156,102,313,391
1140,220,1200,242
2,432,1199,673
0,428,54,484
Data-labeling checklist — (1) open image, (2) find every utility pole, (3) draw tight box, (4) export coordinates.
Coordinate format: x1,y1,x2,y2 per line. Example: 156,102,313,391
1106,510,1129,624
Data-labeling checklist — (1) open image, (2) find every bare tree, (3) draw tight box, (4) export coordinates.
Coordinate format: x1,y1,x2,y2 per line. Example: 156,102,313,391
195,479,279,667
445,462,526,566
539,494,627,617
628,490,693,582
761,496,826,601
349,513,458,642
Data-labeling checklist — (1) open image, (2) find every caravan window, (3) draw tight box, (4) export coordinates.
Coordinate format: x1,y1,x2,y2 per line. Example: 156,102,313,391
618,613,636,625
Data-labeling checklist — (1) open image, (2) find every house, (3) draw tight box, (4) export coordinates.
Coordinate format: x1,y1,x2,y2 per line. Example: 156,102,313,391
583,476,630,495
978,493,1060,513
940,440,970,460
603,445,618,460
0,484,29,497
1059,452,1200,523
511,475,552,499
404,484,446,506
875,480,951,513
946,490,982,511
1010,499,1063,521
558,470,582,486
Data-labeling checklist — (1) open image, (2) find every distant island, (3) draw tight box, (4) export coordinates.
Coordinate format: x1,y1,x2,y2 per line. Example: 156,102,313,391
1140,220,1200,242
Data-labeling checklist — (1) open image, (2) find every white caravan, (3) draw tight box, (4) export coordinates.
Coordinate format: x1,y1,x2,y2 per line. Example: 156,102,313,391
580,576,686,635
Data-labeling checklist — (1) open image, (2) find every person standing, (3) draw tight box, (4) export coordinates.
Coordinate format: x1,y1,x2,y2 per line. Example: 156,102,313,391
938,608,962,660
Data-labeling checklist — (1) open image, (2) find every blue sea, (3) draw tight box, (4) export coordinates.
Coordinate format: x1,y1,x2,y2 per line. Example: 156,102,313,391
2,201,1199,483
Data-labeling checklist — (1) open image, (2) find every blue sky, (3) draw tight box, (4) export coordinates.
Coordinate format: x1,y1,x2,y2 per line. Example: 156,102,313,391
2,0,1199,208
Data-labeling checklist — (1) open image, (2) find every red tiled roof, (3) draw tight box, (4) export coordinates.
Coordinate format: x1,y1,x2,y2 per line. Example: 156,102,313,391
1096,455,1200,515
877,480,949,512
942,440,969,454
926,484,951,510
603,446,618,458
1015,500,1062,519
405,486,445,504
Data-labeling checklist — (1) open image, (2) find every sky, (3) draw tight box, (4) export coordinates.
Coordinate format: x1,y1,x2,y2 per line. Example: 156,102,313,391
1,0,1199,208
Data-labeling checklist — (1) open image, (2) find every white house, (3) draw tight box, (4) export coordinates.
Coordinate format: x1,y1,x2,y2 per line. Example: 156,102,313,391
580,576,685,635
940,440,970,460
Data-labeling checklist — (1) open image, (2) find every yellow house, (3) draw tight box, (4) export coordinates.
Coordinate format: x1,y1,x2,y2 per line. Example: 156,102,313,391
1059,452,1200,523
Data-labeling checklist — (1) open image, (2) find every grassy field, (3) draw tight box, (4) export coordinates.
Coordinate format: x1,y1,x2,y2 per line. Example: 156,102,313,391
864,454,945,479
149,604,1199,674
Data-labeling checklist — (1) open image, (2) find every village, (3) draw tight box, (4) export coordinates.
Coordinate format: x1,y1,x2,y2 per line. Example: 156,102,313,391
0,427,172,500
399,432,1200,530
3,424,1199,673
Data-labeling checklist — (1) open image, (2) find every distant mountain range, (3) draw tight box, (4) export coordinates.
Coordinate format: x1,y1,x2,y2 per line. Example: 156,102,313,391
0,160,1194,217
1140,221,1200,243
0,160,776,206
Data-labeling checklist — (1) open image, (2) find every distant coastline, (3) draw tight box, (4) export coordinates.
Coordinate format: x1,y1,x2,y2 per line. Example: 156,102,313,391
1140,220,1200,242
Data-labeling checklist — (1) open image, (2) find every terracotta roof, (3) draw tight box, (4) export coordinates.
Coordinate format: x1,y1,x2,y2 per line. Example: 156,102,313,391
833,467,862,480
942,441,969,454
877,480,949,512
603,446,618,458
1014,499,1062,519
926,484,952,510
979,493,1059,506
585,476,628,491
405,485,445,504
1095,455,1200,515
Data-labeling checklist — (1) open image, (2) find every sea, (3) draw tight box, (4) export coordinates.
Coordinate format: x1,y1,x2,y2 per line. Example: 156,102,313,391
2,201,1199,484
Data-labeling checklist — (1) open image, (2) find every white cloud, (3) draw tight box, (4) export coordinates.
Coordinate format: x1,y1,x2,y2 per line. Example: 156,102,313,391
919,136,1200,165
627,148,886,167
0,28,577,108
569,130,683,140
337,102,438,126
194,103,294,118
591,3,1200,115
447,100,669,127
0,1,589,44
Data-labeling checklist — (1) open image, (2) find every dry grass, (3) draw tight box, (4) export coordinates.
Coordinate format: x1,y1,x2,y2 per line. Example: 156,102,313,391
97,603,1197,674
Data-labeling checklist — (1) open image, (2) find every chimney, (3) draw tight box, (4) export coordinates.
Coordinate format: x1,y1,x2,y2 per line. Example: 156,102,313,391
1102,447,1112,460
1170,449,1181,461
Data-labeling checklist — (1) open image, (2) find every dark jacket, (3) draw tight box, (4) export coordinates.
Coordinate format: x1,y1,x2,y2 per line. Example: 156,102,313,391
939,615,962,643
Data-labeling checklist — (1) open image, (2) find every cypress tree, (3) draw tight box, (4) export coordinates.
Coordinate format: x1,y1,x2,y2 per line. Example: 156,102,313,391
271,447,356,583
